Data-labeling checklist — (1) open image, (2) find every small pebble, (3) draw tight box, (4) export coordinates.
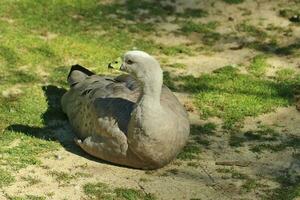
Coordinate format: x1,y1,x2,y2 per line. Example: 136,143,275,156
55,154,62,160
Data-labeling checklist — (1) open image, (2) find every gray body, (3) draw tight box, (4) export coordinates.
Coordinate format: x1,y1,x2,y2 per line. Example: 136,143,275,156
62,63,189,169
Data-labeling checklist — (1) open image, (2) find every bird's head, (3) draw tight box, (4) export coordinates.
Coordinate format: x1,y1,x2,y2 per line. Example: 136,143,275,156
109,51,162,83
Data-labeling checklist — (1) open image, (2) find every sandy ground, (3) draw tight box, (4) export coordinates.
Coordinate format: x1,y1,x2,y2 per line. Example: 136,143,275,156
1,0,300,199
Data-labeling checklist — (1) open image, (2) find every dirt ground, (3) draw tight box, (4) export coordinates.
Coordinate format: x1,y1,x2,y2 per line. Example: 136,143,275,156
1,0,300,199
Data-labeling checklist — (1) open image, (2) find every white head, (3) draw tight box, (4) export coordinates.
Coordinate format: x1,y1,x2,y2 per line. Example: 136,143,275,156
120,51,163,85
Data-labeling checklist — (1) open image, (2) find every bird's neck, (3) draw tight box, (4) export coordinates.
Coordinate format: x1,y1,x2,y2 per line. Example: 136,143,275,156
137,72,163,108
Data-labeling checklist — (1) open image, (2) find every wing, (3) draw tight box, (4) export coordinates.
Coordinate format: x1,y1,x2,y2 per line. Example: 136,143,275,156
61,65,141,140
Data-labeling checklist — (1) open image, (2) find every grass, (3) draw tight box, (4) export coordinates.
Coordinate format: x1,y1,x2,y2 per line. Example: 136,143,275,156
216,168,249,179
275,68,297,82
250,135,300,153
0,0,299,199
21,175,41,186
190,123,217,136
181,21,218,34
179,8,208,18
229,125,280,147
8,195,46,200
180,21,220,45
228,124,300,153
177,142,202,160
279,8,300,19
172,65,295,129
83,182,156,200
241,179,262,192
237,21,268,40
48,170,76,185
0,168,15,188
248,55,269,77
160,45,192,56
168,63,186,69
0,128,59,170
223,0,245,4
268,174,300,200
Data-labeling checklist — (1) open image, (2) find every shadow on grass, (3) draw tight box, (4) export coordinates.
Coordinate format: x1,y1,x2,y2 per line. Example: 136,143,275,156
6,85,107,163
245,39,300,56
7,85,142,168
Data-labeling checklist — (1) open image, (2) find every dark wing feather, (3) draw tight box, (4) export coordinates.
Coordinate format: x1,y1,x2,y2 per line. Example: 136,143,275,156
61,66,141,140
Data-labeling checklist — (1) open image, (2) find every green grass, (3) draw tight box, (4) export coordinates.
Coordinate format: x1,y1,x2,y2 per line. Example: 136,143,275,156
179,8,208,18
248,55,269,77
275,68,297,82
181,20,219,36
8,195,46,200
160,45,192,56
190,123,217,136
268,175,300,200
279,8,300,19
250,135,300,153
229,125,280,147
0,129,59,170
180,21,220,45
168,63,186,69
83,182,156,200
177,142,202,160
48,171,76,185
216,168,249,179
241,179,262,192
173,65,295,129
223,0,245,4
0,168,15,187
237,21,268,40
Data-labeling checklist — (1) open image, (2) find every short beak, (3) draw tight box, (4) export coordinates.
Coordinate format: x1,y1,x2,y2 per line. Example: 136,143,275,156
120,63,126,71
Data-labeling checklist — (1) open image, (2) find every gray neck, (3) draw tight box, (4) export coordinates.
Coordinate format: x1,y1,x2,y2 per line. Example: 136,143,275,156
139,71,162,104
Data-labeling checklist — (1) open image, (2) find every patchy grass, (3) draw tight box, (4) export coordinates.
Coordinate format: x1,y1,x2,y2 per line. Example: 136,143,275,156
275,68,297,82
279,8,300,20
241,179,263,193
190,123,217,136
160,45,192,56
167,63,186,69
268,174,300,200
0,169,15,188
180,21,220,45
48,171,76,185
83,182,156,200
250,135,300,153
21,175,41,186
216,168,249,179
0,128,59,170
228,124,300,153
223,0,245,4
175,66,295,129
8,195,46,200
237,21,268,39
248,55,269,77
177,142,202,160
229,125,280,147
179,8,208,18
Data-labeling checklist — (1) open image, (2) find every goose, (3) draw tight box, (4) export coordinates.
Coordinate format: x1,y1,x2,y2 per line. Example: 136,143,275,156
61,51,190,169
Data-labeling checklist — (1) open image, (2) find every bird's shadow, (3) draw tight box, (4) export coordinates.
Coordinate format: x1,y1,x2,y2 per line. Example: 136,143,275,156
6,85,105,163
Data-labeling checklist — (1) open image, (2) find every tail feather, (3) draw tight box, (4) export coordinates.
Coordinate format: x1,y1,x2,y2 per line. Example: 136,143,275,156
68,64,95,86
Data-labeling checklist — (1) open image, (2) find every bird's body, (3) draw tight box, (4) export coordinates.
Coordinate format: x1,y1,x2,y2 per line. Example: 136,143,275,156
61,51,190,169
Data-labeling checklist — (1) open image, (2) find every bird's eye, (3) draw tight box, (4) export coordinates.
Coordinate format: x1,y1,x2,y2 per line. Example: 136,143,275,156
126,59,133,65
